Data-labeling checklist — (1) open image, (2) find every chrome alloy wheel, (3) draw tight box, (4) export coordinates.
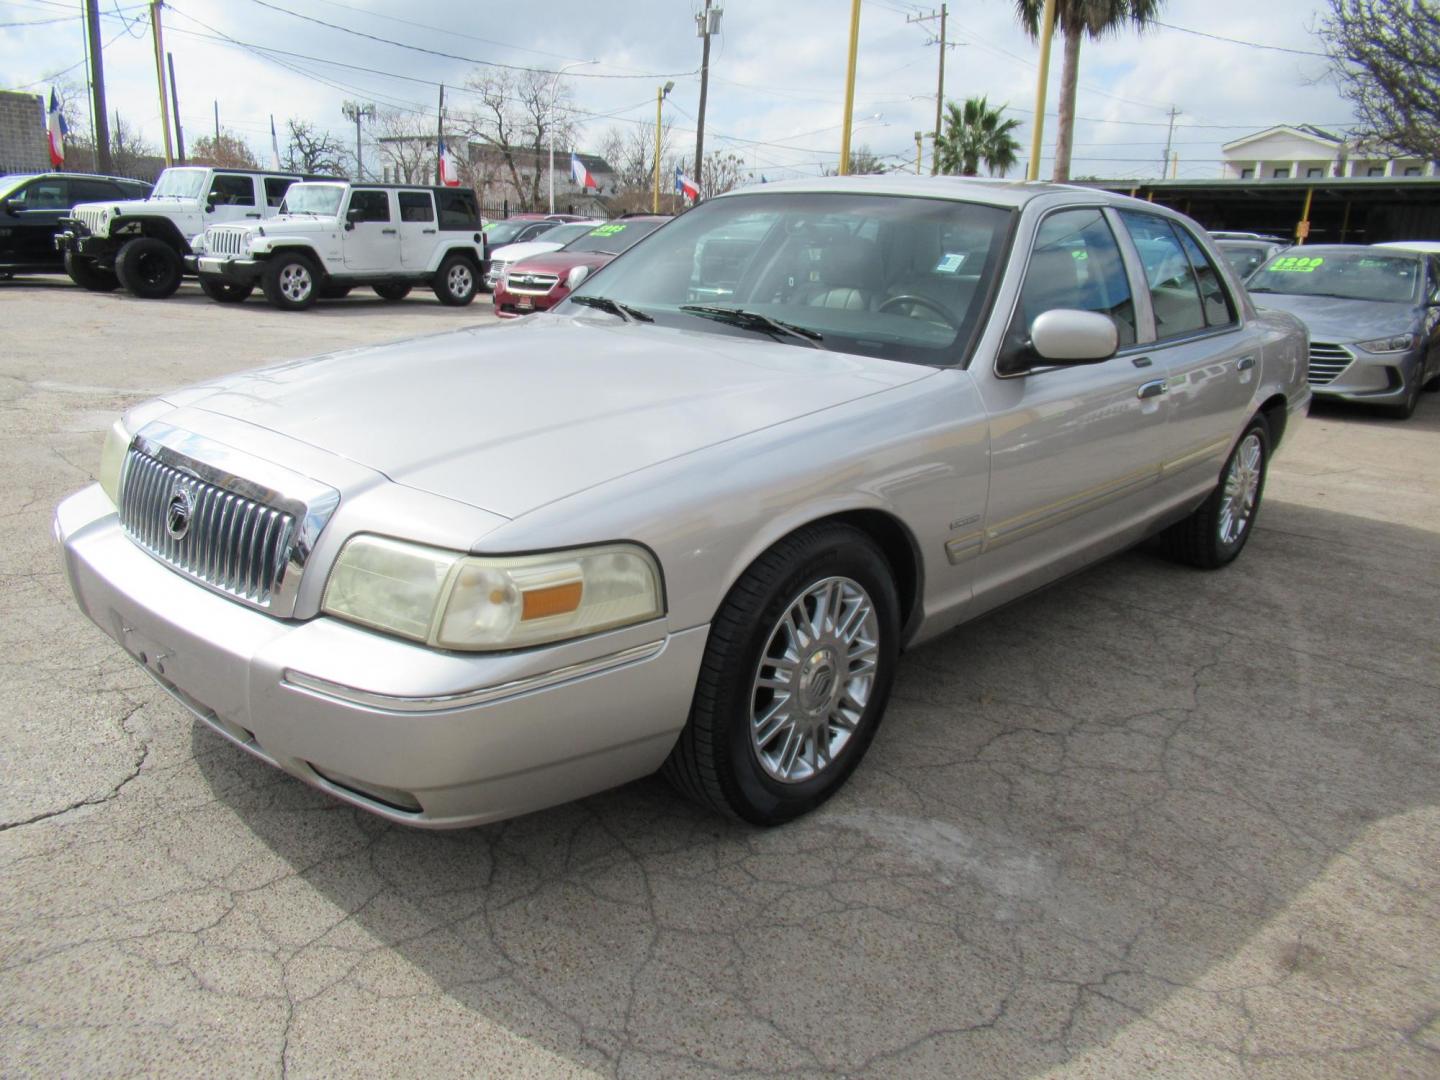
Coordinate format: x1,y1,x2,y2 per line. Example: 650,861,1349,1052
278,262,313,303
447,262,474,296
1218,431,1263,545
750,576,881,784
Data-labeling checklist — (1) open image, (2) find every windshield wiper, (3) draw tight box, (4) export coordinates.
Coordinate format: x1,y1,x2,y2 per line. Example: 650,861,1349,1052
678,305,826,348
569,294,654,323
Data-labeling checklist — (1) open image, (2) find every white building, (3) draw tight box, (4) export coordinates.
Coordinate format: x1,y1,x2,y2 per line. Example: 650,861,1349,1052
1220,125,1438,181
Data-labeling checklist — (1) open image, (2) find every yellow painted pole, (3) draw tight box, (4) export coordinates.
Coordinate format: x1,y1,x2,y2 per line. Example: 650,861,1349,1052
915,131,923,174
1297,185,1314,245
653,86,663,213
150,0,173,166
1026,0,1057,181
838,0,862,176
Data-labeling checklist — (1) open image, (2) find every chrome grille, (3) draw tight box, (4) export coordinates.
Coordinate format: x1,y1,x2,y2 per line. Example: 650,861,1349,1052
75,207,108,235
507,272,559,295
1308,342,1353,386
119,449,296,609
206,227,247,257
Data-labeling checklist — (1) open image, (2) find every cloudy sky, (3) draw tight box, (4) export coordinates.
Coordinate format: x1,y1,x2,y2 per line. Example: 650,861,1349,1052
1,0,1348,181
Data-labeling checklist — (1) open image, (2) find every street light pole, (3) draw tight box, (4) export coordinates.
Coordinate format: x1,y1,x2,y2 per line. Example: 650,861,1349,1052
1027,0,1058,181
653,80,673,212
838,0,862,175
548,60,595,214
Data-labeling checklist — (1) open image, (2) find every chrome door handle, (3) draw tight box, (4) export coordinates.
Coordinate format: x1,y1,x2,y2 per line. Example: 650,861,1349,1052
1236,355,1256,371
422,228,437,234
381,227,398,234
1131,356,1153,368
1137,379,1168,400
244,212,261,218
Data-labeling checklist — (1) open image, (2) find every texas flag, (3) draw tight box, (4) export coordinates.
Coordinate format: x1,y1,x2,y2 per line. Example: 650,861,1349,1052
46,88,67,166
675,168,699,201
570,153,597,190
437,139,461,186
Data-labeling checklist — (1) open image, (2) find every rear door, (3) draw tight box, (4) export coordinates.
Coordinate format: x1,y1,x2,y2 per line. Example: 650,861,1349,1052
341,188,398,270
262,176,299,215
396,190,438,268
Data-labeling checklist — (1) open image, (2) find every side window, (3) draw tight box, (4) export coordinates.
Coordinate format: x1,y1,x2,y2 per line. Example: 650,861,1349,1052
398,191,435,223
1015,208,1137,347
1428,256,1440,300
436,189,479,228
264,177,296,207
71,179,119,202
346,189,391,223
15,179,68,208
208,174,256,207
1172,226,1236,328
1119,211,1207,339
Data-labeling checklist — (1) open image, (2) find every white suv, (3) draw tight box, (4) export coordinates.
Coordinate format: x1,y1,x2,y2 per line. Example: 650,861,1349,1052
58,166,317,298
191,181,485,309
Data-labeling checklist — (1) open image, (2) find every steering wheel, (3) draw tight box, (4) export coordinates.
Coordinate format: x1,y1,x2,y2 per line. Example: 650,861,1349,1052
878,293,960,329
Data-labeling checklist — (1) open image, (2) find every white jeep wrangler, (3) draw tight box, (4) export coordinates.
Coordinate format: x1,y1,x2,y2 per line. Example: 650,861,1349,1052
58,165,319,298
191,181,486,309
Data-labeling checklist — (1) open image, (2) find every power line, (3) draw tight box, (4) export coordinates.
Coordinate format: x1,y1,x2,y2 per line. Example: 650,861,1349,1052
1150,20,1331,59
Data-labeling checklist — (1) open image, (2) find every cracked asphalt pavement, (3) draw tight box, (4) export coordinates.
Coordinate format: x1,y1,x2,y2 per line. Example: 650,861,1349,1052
2,279,1437,1078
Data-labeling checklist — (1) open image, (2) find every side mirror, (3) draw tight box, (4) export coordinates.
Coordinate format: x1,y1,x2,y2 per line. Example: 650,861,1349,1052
344,207,363,231
1,198,20,214
1030,309,1119,364
204,201,215,213
566,265,591,290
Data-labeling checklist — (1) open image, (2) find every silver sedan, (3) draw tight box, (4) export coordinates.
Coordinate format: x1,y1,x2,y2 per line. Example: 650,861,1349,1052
56,177,1309,828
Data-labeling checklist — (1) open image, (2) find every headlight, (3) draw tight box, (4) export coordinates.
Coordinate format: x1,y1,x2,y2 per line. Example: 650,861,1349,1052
322,536,663,651
98,419,130,506
1356,333,1415,354
241,233,254,254
190,233,206,254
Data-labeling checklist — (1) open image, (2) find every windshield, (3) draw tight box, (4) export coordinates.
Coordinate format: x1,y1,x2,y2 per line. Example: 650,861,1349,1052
529,221,598,247
568,192,1013,365
149,168,208,200
1248,250,1421,302
0,174,31,200
280,183,344,215
485,219,555,245
564,220,664,254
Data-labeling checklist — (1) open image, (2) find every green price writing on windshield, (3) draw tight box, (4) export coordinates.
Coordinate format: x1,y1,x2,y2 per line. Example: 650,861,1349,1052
1270,256,1324,273
589,223,628,236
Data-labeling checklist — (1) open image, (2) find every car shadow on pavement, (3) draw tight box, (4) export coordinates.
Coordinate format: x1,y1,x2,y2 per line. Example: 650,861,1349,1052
188,497,1440,1077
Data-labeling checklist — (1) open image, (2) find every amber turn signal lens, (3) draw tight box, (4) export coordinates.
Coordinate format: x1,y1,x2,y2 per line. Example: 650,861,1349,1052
521,581,584,621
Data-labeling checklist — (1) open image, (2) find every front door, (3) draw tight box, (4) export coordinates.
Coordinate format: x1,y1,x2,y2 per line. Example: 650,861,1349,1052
3,176,68,267
204,173,263,228
969,206,1168,615
341,189,398,271
396,190,438,268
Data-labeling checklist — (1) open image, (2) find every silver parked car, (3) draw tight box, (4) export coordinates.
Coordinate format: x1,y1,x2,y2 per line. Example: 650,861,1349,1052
1214,238,1287,280
1246,245,1440,419
56,177,1309,828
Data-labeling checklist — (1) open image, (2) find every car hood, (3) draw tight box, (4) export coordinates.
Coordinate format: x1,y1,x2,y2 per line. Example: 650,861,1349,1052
170,316,935,519
77,196,197,216
1248,292,1418,342
489,240,563,263
510,250,615,274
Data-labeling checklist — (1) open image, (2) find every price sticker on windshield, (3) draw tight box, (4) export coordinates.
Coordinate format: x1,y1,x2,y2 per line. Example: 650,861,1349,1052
934,252,968,274
1270,256,1325,272
589,223,627,236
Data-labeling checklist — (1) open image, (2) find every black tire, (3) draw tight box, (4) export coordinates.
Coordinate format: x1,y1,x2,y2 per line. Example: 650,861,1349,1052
114,236,183,299
662,523,901,825
372,282,412,301
1423,373,1440,393
319,283,352,300
64,251,118,292
260,252,321,311
198,277,253,304
1160,415,1270,569
432,253,479,306
1383,369,1422,419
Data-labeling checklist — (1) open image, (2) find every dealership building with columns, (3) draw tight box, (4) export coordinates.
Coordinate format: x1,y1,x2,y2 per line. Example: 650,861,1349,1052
1220,124,1439,181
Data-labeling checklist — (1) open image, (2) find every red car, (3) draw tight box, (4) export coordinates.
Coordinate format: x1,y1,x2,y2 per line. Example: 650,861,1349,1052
493,216,668,318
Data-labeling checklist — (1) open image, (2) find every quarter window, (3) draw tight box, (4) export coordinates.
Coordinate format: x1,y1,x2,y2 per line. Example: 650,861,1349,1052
208,174,256,207
1172,226,1237,328
347,189,391,222
1015,208,1137,347
264,177,297,207
398,191,435,222
437,189,480,228
1119,211,1208,339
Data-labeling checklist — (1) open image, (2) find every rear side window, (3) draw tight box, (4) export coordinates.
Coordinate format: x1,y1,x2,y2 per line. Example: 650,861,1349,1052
71,179,120,202
208,174,256,207
1119,211,1208,339
347,189,391,222
1173,227,1236,328
264,177,297,207
398,191,435,222
437,189,479,228
1015,208,1137,346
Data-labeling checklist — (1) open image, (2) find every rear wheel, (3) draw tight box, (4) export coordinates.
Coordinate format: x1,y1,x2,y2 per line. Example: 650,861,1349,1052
198,277,253,304
261,252,320,311
114,236,183,299
662,523,900,825
1160,416,1269,569
64,251,118,292
432,254,478,306
372,282,412,301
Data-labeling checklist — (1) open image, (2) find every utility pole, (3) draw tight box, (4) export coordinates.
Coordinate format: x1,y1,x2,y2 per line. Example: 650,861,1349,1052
149,1,173,166
213,100,219,144
838,0,862,175
693,1,721,200
84,0,112,174
1160,106,1179,179
436,83,445,186
166,52,184,162
341,101,375,180
1026,0,1058,180
907,5,948,174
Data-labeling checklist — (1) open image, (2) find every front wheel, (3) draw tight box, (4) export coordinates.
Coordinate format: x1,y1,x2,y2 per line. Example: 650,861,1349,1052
1160,415,1270,569
261,253,320,311
432,254,478,306
1383,368,1422,419
198,277,253,304
663,523,901,825
114,237,183,299
372,282,412,301
64,251,118,292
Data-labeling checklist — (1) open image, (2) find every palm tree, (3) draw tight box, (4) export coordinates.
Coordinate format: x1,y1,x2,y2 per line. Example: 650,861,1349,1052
1016,0,1166,182
934,97,1023,177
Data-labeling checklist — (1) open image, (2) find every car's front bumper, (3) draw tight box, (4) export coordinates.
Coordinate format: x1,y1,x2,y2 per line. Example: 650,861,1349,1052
55,484,706,829
1310,347,1424,405
192,256,264,284
56,230,113,259
492,281,564,318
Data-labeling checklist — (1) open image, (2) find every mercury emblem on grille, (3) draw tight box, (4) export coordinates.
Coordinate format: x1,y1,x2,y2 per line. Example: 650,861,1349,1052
165,487,195,541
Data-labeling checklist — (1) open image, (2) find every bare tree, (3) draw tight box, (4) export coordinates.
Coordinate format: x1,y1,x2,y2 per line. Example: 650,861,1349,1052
190,129,258,169
283,119,348,176
824,143,889,176
108,114,157,178
599,121,676,196
1322,0,1440,161
455,69,579,209
701,150,746,196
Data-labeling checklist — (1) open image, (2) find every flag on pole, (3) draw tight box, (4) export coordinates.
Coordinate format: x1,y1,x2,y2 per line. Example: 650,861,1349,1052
438,139,460,186
570,152,598,190
674,168,699,201
46,88,67,166
270,115,282,170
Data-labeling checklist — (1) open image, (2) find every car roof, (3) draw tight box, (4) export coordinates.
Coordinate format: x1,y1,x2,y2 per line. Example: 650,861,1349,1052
165,166,333,179
711,174,1118,210
2,172,149,184
1280,243,1422,256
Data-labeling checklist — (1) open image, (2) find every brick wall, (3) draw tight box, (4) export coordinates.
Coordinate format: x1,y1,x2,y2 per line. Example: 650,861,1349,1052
0,90,47,175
